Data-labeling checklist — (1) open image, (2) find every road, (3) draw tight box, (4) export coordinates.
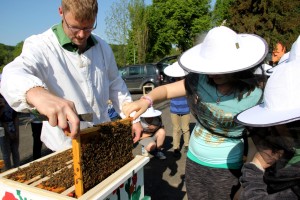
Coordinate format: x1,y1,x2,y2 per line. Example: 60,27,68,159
2,93,196,200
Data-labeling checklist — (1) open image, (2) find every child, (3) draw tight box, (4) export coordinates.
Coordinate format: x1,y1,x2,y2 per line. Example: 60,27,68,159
140,107,166,160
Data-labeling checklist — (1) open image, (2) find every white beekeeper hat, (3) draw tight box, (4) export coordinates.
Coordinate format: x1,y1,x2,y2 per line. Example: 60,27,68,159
178,26,268,74
254,63,273,76
141,107,162,118
163,61,188,77
235,59,300,127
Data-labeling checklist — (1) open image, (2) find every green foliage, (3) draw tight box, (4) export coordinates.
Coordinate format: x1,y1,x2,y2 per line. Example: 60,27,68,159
127,0,150,64
227,0,300,52
12,42,23,58
105,0,131,66
146,0,212,61
0,42,23,73
110,44,128,67
211,0,235,27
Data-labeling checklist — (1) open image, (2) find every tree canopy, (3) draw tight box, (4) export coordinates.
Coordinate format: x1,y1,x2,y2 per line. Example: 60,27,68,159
211,0,235,27
147,0,212,61
0,42,23,72
226,0,300,52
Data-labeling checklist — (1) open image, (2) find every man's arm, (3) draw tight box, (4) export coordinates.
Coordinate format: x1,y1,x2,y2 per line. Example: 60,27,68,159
26,87,80,138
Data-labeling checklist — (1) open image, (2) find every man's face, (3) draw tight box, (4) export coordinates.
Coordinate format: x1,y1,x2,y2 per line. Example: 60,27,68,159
60,8,96,48
272,43,286,62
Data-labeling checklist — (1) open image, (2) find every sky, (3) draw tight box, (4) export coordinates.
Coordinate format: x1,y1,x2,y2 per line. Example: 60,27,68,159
0,0,152,46
0,0,215,46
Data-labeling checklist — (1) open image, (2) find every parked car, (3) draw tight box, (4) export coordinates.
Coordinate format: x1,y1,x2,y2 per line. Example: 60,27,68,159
119,55,179,92
156,55,179,84
119,64,162,92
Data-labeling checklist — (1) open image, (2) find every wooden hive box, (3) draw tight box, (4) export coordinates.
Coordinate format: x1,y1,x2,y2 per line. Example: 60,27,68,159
0,119,149,200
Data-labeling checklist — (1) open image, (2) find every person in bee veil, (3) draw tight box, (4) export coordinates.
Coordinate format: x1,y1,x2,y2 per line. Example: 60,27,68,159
122,26,267,199
235,36,300,200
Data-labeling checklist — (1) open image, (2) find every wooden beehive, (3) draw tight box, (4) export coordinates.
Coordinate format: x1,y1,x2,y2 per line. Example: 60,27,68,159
0,118,149,199
72,118,134,197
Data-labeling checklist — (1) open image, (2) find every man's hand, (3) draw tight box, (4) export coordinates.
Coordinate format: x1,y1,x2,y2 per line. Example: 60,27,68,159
132,122,143,143
26,87,80,138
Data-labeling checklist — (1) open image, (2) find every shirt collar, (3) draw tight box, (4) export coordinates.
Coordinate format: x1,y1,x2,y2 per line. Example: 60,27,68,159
52,22,97,53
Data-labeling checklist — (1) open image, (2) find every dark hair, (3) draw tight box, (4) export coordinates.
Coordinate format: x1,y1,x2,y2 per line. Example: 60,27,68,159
206,69,260,101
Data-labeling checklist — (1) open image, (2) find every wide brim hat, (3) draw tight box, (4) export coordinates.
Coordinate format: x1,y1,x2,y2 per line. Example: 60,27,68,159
178,26,268,74
254,63,273,76
289,35,300,62
278,52,290,64
235,60,300,127
163,61,188,77
266,52,290,75
141,107,162,118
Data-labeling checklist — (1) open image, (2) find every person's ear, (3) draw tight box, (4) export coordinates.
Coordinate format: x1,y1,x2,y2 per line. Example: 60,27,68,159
59,6,63,17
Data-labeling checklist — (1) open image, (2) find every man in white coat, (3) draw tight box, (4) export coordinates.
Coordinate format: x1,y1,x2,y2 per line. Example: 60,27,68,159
0,0,142,150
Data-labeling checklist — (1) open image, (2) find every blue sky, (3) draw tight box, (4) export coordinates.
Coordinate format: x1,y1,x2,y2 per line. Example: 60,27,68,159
0,0,215,46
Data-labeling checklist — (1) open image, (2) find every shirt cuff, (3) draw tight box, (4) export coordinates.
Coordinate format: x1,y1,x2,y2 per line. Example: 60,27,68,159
249,162,265,172
24,84,48,110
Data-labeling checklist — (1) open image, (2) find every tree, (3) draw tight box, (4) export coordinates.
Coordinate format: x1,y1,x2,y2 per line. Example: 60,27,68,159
227,0,300,52
105,0,131,66
0,43,16,72
211,0,235,27
127,0,149,64
147,0,212,61
12,42,23,58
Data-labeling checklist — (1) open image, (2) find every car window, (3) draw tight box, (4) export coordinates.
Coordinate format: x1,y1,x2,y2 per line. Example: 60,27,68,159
129,66,142,76
146,65,156,75
140,66,146,75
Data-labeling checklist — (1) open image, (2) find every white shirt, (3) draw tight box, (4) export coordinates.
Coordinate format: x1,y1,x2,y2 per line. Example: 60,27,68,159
1,28,132,124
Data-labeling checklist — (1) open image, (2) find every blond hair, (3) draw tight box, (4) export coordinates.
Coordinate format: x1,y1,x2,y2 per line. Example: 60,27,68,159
61,0,98,21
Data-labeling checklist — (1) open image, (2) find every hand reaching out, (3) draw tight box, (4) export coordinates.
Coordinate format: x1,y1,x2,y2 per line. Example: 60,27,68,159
26,87,80,138
122,99,150,120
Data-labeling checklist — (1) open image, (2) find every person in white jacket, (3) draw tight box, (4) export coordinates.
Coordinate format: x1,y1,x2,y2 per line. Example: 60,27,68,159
0,0,142,148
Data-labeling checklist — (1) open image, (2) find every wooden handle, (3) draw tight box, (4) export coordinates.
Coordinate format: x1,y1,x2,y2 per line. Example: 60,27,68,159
64,127,84,197
72,136,84,197
66,118,133,197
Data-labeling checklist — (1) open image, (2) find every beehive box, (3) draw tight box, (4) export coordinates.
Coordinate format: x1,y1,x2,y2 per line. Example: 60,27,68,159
0,119,149,200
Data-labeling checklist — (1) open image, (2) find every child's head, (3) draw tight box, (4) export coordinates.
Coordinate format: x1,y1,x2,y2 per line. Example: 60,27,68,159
141,107,162,119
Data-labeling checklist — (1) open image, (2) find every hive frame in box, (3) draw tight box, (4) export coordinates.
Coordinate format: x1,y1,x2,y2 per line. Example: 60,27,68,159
0,151,149,200
72,118,134,197
0,118,150,199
